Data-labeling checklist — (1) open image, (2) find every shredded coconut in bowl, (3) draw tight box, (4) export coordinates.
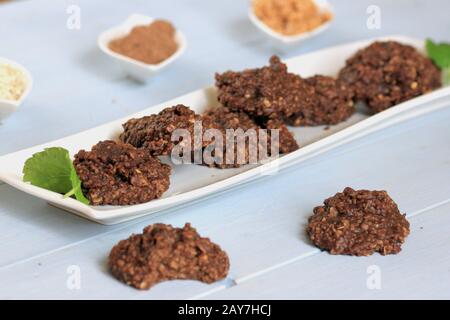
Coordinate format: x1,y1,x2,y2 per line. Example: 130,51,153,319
0,63,27,101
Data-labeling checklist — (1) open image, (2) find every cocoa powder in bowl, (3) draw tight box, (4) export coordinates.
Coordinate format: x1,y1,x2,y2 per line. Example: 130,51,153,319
109,19,178,65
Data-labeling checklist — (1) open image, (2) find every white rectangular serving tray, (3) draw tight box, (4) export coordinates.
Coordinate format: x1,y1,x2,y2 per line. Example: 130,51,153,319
1,35,449,225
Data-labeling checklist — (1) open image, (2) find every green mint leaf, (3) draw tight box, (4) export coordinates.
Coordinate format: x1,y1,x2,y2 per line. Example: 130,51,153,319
67,168,90,205
22,147,90,205
23,147,74,193
426,38,450,70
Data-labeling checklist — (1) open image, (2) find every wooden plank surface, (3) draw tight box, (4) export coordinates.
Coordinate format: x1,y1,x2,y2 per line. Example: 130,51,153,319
204,201,450,299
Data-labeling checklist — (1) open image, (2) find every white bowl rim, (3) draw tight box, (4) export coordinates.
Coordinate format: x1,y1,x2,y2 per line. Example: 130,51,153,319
0,57,33,106
97,13,187,71
248,0,334,43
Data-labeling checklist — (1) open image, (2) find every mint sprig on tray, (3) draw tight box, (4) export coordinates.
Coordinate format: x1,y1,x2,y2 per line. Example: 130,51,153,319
22,147,89,205
426,38,450,85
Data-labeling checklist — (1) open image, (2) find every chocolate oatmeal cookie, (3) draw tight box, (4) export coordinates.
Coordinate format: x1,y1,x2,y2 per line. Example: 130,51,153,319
109,223,230,290
215,55,310,120
120,104,217,156
216,56,354,126
73,140,171,206
286,75,355,126
338,41,442,113
307,187,410,256
201,107,299,168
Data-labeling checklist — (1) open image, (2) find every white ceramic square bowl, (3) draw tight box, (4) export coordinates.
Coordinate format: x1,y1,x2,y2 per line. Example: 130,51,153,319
98,14,187,82
0,57,33,122
248,0,334,48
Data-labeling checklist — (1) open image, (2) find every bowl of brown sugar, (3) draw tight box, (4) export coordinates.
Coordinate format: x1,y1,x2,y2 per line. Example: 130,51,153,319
98,14,186,82
249,0,334,48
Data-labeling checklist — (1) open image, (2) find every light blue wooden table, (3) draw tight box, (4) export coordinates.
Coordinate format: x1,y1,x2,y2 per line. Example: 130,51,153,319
0,0,449,299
